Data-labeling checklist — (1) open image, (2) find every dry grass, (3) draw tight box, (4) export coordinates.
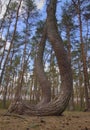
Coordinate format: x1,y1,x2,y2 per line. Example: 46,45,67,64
0,109,90,130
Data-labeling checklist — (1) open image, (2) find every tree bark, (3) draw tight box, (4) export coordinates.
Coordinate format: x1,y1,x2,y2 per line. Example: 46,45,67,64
35,24,51,107
72,0,90,110
8,0,73,116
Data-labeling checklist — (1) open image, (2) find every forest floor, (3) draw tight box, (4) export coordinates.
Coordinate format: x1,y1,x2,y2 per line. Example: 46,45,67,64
0,109,90,130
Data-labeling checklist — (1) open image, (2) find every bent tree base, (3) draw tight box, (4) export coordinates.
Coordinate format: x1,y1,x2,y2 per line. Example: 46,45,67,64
8,87,71,116
8,0,73,116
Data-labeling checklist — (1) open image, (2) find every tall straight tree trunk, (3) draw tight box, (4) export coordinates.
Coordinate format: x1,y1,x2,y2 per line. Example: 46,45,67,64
78,59,84,110
66,28,74,110
2,80,9,108
0,0,22,86
14,11,29,101
77,0,89,110
72,0,90,110
8,0,73,116
0,17,12,68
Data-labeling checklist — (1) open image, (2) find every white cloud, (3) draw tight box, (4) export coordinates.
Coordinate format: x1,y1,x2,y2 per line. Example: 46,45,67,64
35,0,45,10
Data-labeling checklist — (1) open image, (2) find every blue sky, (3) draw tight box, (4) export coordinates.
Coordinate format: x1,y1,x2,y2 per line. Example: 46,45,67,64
0,0,70,19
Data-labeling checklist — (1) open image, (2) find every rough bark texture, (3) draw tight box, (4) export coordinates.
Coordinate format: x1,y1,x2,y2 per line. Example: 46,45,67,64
35,24,51,107
8,0,73,116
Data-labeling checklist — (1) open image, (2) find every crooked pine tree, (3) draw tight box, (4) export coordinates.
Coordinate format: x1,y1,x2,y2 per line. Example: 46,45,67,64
8,0,73,116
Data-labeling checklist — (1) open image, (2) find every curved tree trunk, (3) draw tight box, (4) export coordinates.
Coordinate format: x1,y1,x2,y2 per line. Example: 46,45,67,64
35,24,51,107
8,0,73,116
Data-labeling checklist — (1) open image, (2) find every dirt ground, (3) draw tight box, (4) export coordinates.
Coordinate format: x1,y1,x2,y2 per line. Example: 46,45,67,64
0,109,90,130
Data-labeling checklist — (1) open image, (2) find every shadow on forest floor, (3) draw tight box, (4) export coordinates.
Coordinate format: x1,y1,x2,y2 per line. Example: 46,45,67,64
0,109,90,130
